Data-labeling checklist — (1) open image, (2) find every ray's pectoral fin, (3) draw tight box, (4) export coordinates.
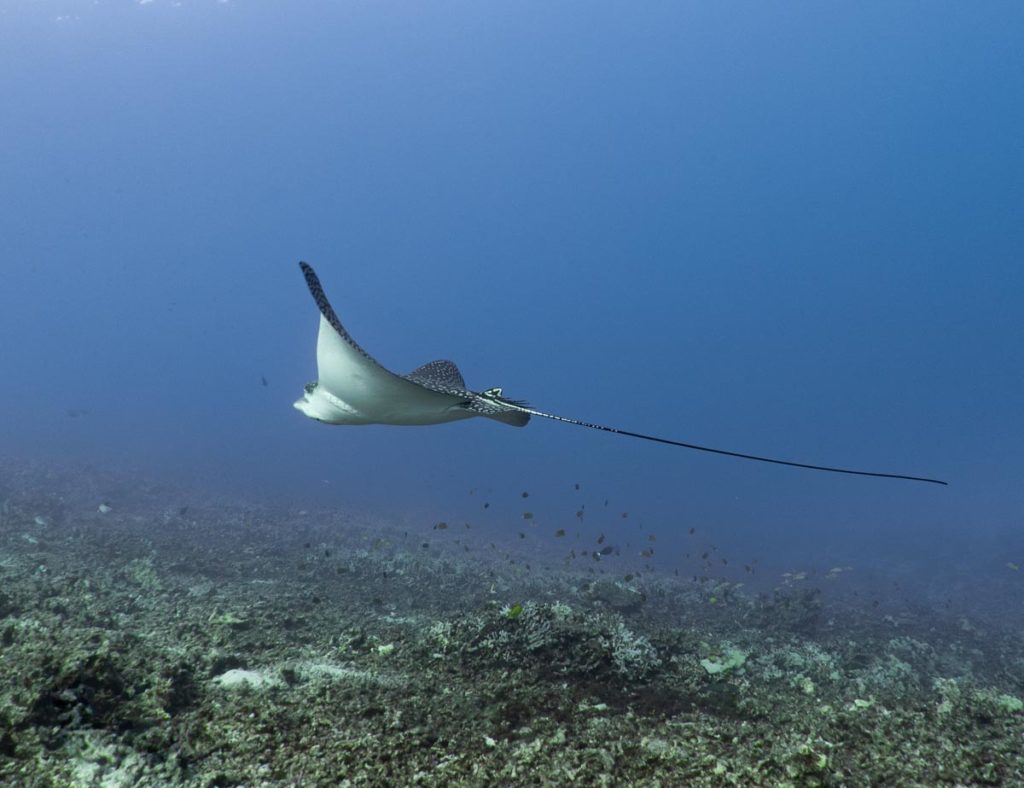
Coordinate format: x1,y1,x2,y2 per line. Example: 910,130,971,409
296,262,516,427
406,360,467,391
299,262,383,367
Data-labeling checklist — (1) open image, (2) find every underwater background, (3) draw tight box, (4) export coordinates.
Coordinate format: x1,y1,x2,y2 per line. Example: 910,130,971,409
0,2,1022,784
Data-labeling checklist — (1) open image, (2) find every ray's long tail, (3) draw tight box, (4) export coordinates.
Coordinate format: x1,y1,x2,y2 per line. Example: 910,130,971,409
513,405,947,486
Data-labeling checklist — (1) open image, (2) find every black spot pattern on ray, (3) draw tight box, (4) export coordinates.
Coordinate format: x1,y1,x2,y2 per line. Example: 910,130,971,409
405,360,467,393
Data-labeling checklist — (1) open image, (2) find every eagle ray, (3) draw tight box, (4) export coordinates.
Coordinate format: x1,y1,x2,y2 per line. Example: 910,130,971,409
294,261,946,486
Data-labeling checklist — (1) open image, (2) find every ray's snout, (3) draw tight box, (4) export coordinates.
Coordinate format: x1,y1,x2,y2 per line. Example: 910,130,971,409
293,381,327,421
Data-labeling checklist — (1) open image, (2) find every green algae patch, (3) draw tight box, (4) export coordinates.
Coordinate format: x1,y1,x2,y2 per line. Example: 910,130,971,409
700,646,748,675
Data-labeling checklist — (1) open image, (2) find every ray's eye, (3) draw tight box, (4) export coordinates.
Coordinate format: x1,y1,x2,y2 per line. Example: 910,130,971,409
304,381,318,394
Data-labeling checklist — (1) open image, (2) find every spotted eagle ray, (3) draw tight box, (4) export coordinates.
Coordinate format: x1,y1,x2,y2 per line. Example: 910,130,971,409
294,262,946,486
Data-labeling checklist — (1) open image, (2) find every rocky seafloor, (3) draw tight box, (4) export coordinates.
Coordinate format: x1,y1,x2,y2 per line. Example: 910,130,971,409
0,461,1021,786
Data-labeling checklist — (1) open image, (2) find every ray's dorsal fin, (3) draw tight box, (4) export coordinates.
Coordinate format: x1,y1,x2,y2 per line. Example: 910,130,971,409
406,359,467,390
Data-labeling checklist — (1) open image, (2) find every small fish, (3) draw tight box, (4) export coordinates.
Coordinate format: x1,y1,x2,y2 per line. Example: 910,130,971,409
621,512,628,519
522,512,534,520
433,521,448,530
575,510,584,520
640,549,653,558
648,534,656,542
598,545,615,556
688,527,695,535
521,491,529,498
483,503,490,509
98,503,112,514
1008,562,1020,571
554,529,566,537
574,483,580,491
624,573,634,582
261,375,269,387
597,533,605,545
519,532,526,539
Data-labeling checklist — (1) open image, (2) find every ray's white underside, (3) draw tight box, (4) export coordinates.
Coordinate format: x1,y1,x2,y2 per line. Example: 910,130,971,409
294,316,478,426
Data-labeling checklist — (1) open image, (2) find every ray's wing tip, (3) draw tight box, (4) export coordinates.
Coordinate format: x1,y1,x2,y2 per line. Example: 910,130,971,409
299,262,326,301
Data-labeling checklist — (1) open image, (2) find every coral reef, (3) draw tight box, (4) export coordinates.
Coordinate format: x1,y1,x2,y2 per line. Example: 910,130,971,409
0,461,1021,785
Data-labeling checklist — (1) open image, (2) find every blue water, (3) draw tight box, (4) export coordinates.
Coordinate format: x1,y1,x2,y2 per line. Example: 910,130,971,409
1,2,1021,614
